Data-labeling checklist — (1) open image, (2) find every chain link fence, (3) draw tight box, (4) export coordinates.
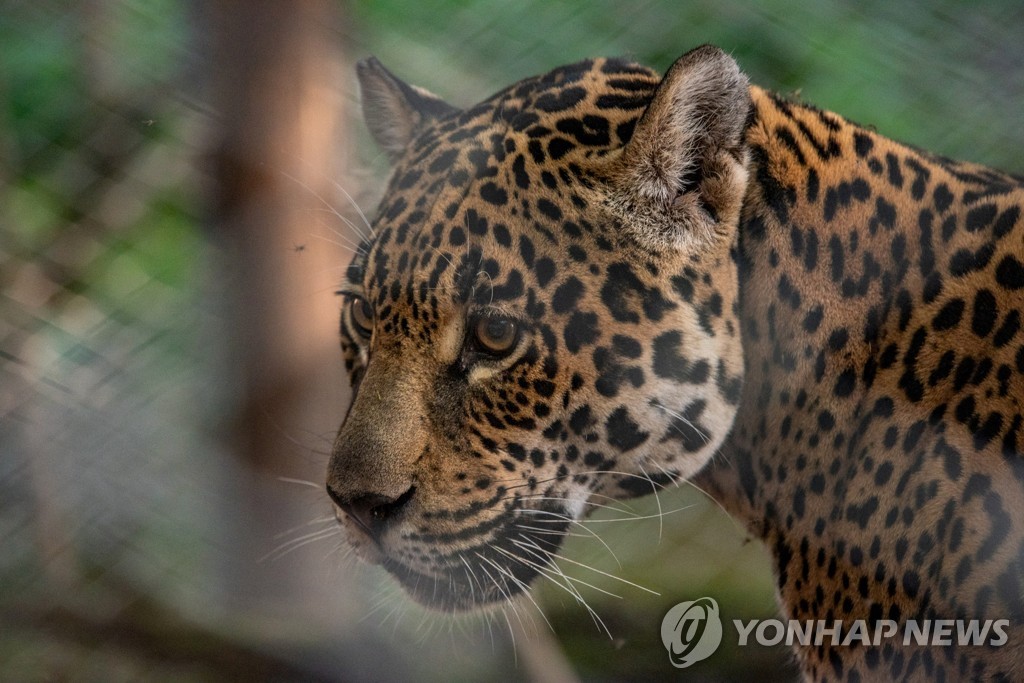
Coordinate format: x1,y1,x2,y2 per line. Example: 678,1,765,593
2,1,1021,681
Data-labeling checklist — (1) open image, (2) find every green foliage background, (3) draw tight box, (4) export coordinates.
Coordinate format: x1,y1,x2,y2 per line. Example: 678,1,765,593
2,1,1021,681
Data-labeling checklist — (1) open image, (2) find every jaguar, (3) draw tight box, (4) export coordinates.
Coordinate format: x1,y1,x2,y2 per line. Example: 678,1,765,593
325,45,1024,680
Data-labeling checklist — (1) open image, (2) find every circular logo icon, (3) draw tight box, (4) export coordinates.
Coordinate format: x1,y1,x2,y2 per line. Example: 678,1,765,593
660,597,723,668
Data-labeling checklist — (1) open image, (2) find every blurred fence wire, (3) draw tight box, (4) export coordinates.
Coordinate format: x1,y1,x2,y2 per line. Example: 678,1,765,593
1,2,206,591
0,1,358,679
2,1,1022,681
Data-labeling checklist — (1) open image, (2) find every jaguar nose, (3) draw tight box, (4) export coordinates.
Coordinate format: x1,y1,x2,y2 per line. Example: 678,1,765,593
327,484,416,541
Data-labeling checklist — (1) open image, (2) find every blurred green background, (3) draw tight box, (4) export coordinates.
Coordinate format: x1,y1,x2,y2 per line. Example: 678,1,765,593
1,1,1021,681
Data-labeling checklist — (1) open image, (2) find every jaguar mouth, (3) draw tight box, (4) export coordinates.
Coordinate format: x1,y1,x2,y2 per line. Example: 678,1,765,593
377,501,573,612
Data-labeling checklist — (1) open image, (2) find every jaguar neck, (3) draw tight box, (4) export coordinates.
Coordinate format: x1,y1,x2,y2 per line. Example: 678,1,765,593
695,85,1000,531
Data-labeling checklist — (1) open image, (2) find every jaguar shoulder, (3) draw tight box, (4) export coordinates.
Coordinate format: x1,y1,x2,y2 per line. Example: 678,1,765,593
326,45,1024,681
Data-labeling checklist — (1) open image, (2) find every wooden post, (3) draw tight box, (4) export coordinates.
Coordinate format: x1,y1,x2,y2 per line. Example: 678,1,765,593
203,0,355,608
207,0,349,476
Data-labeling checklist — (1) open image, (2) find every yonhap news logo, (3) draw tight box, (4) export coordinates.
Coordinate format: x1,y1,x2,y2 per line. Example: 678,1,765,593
661,597,1011,669
660,597,723,668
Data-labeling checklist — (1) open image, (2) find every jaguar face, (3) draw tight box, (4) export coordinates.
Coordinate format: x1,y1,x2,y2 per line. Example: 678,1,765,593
326,46,750,611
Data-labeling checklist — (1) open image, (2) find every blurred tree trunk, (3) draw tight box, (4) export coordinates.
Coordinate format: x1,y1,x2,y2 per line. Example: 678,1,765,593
207,0,348,476
203,0,354,610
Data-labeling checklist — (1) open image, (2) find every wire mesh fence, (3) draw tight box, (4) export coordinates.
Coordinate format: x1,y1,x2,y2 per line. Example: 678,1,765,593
2,1,1022,681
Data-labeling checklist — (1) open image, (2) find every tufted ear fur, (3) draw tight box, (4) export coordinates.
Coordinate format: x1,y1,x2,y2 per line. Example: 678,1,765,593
605,45,751,251
356,57,460,161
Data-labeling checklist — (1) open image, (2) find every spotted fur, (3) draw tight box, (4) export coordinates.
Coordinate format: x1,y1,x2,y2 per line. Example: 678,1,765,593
326,46,1024,680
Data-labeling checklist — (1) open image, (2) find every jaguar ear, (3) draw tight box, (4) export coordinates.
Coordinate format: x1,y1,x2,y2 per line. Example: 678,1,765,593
606,45,751,250
356,57,459,161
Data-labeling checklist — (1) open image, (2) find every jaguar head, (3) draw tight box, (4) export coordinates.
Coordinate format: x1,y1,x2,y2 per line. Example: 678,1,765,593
326,45,750,611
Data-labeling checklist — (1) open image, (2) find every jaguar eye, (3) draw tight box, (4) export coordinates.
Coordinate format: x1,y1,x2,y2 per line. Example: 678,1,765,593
349,296,374,339
472,316,519,356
